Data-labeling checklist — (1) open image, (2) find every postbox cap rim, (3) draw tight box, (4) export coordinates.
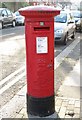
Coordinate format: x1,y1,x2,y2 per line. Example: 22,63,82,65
19,5,60,12
19,5,60,18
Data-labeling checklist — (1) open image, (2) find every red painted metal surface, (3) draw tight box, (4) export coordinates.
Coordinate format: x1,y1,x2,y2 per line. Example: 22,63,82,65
19,6,60,18
19,6,60,98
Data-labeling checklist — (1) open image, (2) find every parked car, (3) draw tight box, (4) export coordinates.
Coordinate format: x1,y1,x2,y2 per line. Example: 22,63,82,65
74,11,82,31
71,10,81,23
14,11,25,25
0,8,16,29
76,18,82,31
54,10,76,45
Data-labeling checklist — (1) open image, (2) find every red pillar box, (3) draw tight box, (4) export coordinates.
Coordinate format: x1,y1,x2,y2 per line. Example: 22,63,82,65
19,6,60,117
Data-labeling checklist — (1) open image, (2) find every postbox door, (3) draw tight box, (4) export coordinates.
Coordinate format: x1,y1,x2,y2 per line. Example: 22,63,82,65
25,21,54,98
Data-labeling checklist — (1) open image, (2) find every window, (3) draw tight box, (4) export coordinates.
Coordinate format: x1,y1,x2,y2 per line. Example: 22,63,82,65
15,11,20,16
6,9,12,16
73,11,80,18
1,9,7,16
55,13,67,23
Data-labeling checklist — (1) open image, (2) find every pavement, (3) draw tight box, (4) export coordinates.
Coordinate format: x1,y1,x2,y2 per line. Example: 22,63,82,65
0,59,81,119
14,59,81,119
0,32,81,119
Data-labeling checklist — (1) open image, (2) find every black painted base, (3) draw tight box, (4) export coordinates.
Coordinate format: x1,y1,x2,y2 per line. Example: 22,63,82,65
27,94,55,117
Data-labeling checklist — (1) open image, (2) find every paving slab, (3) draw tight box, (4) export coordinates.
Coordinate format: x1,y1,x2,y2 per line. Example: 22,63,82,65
57,60,81,99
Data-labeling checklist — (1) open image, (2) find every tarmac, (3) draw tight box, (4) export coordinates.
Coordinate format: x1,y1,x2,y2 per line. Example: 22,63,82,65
14,59,81,119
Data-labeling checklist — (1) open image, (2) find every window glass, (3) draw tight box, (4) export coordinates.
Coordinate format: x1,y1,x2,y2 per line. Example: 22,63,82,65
55,13,67,23
6,9,12,16
2,9,7,16
73,12,80,18
15,11,20,16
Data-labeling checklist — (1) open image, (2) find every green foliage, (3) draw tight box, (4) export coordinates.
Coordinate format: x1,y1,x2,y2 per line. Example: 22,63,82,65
0,2,2,7
0,2,30,12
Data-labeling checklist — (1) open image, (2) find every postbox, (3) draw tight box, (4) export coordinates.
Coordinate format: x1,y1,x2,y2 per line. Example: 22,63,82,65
19,6,60,117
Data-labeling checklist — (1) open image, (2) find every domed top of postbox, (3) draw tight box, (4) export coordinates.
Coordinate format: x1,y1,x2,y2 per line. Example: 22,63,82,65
19,5,60,18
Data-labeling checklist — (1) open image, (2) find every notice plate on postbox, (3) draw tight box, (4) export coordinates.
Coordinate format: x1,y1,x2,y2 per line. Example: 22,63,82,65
36,37,48,54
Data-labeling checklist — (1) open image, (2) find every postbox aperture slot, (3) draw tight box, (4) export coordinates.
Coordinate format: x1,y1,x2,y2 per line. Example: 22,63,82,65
34,27,50,31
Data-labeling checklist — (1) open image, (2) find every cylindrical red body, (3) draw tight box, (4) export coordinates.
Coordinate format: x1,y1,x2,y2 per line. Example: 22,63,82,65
19,6,60,117
26,18,54,98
